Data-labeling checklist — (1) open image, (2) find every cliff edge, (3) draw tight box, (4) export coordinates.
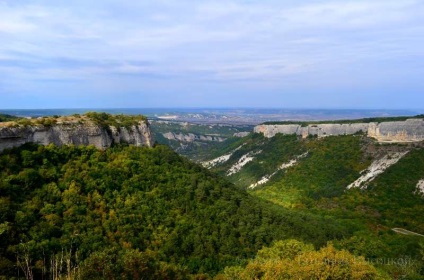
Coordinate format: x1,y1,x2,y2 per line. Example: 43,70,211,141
0,113,154,152
254,118,424,142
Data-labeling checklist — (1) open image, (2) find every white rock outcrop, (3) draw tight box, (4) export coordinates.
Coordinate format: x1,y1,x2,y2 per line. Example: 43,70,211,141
347,152,409,189
202,145,244,169
415,180,424,196
248,152,308,189
227,150,262,176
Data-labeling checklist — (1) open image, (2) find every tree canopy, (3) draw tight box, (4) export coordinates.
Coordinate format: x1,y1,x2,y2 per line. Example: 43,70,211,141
0,143,351,279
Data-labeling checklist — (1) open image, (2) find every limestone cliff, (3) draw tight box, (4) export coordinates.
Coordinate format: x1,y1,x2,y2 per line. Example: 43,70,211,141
0,120,154,152
162,132,226,142
254,118,424,143
367,119,424,142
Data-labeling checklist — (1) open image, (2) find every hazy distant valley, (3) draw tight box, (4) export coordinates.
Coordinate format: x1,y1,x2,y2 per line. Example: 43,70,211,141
2,108,421,125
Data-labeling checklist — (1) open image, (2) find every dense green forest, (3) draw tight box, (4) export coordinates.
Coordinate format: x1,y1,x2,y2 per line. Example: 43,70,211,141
1,112,423,279
0,114,19,122
207,133,424,278
0,143,359,279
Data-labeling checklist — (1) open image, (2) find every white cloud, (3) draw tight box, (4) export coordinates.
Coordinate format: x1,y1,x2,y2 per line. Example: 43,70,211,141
0,0,423,99
277,1,416,28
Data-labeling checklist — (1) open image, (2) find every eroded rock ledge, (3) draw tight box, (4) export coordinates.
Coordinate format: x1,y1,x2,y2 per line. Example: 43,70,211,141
254,118,424,142
162,132,226,142
0,117,154,152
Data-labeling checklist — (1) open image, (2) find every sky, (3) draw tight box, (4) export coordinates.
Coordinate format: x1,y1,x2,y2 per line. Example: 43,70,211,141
0,0,423,109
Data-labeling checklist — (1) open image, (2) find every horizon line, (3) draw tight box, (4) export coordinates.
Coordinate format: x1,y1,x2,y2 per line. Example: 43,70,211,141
0,107,422,111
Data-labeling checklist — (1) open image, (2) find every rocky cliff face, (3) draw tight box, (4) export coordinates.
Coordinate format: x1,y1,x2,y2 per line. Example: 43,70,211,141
162,132,226,142
0,121,154,152
254,118,424,142
367,119,424,142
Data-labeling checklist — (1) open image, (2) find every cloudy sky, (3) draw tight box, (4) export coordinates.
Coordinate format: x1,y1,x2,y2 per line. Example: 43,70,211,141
1,0,423,109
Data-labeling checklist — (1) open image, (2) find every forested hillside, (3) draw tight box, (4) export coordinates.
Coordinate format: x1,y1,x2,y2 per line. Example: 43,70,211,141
1,143,356,279
206,133,424,278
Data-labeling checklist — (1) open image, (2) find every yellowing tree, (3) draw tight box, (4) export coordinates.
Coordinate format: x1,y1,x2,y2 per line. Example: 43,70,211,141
216,240,388,280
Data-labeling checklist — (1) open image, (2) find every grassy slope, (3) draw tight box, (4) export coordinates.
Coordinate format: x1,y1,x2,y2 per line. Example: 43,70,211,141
253,135,370,206
214,133,423,234
211,134,307,188
338,149,424,233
